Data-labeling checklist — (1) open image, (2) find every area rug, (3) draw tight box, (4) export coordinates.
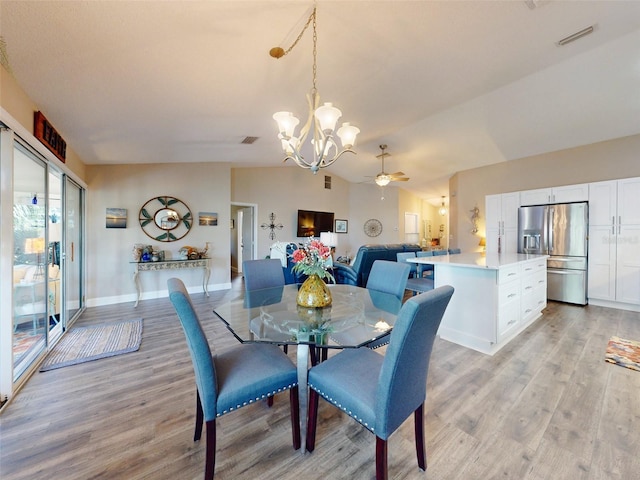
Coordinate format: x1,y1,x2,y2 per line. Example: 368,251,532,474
605,336,640,372
40,318,143,371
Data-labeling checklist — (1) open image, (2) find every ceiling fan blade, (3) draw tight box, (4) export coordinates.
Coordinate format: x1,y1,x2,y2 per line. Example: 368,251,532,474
387,171,405,177
391,177,410,182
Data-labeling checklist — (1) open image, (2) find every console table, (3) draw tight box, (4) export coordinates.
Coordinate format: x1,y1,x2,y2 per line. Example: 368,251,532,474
131,259,210,307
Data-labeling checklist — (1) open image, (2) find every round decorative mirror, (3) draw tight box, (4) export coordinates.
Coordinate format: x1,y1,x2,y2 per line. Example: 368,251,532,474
139,196,192,242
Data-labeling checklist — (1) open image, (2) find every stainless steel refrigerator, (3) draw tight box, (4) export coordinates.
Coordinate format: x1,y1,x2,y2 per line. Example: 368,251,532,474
518,202,588,305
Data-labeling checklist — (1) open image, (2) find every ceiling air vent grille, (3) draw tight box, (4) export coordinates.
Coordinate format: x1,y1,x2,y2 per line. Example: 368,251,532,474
241,136,259,145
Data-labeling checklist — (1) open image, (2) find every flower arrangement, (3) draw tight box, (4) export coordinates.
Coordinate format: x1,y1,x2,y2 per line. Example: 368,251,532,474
291,238,335,283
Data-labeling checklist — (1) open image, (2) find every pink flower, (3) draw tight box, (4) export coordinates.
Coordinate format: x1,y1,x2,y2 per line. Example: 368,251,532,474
292,249,307,262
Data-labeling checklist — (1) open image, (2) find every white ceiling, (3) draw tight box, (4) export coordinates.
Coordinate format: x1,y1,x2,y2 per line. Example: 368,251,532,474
2,1,640,205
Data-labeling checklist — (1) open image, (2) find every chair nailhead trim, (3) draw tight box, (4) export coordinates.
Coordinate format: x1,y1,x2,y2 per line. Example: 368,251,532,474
308,383,374,433
216,382,298,417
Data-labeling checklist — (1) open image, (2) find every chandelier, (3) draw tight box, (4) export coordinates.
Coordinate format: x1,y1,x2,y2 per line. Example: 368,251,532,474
270,7,360,174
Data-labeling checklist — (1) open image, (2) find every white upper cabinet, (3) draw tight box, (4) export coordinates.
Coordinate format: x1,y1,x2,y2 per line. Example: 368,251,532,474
520,184,589,206
617,177,640,225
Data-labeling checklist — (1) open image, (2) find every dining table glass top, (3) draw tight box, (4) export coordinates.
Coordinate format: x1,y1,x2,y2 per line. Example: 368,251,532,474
213,284,401,349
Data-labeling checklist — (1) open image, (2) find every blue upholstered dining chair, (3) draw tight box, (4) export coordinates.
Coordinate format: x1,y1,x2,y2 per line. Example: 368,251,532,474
305,285,454,480
415,250,434,278
448,248,462,254
364,260,411,349
243,259,289,354
242,258,285,292
167,278,300,480
396,251,418,277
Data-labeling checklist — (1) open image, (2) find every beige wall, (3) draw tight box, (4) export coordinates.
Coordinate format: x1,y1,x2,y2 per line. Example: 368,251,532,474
451,133,640,253
231,167,425,261
85,163,232,305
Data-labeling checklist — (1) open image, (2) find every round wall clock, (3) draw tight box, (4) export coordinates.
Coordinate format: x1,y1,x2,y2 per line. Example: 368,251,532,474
364,218,383,237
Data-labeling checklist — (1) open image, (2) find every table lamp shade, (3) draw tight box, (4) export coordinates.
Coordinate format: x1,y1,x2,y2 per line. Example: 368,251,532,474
320,232,338,247
479,237,486,247
24,237,46,254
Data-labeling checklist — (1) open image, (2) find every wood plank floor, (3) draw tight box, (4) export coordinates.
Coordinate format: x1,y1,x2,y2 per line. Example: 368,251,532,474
2,276,640,480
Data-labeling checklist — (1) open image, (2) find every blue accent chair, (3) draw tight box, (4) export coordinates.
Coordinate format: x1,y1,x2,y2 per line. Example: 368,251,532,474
364,260,410,349
432,249,448,256
448,248,462,254
333,244,421,287
167,278,300,480
306,285,455,480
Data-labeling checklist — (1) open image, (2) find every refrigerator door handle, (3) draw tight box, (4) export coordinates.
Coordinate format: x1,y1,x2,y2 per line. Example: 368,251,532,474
619,216,621,234
612,216,615,235
548,207,554,253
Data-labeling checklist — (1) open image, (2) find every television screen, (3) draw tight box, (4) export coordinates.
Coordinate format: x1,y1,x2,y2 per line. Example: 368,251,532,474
297,209,334,237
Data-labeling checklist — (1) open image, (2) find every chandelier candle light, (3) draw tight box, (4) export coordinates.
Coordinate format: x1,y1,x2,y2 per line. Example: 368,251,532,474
271,7,360,174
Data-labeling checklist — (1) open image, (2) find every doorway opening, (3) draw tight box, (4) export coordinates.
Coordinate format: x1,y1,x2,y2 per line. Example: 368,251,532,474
230,203,257,274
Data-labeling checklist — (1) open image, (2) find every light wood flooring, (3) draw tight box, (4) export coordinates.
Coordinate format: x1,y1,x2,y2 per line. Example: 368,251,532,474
1,276,640,480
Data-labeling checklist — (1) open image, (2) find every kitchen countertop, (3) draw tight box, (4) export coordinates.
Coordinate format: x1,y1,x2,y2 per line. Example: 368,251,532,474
407,252,548,270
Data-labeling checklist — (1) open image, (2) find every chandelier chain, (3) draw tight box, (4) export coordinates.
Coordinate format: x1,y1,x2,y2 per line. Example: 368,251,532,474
280,8,316,58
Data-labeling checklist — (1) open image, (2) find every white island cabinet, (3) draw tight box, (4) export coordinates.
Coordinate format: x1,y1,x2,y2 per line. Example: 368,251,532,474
410,253,547,355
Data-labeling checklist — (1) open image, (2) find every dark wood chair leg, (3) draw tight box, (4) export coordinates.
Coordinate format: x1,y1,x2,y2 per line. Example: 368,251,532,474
414,403,426,471
267,396,274,407
289,386,301,450
376,436,388,480
283,344,288,354
204,419,216,480
321,347,328,362
310,347,318,366
305,389,320,452
194,389,204,441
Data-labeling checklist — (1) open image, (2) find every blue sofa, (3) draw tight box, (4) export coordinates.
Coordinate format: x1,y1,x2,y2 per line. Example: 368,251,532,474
333,243,422,287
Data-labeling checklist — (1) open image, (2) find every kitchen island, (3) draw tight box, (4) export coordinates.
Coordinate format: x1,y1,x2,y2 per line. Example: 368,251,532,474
409,253,548,355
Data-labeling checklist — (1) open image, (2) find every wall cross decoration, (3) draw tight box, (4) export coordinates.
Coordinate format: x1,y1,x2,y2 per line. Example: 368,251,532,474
261,212,283,240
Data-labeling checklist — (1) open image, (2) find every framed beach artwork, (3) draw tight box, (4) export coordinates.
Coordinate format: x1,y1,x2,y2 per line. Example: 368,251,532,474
106,208,127,228
199,212,218,226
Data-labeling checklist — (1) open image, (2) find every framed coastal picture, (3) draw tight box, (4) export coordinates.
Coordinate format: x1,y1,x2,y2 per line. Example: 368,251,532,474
335,219,348,233
199,212,218,226
106,208,127,228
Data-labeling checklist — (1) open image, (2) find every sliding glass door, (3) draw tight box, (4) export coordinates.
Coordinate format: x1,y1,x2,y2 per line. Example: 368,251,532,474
12,143,48,379
64,177,84,324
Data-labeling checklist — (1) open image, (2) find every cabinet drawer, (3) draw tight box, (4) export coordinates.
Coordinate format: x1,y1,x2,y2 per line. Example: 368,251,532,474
499,265,520,284
498,301,520,339
499,282,520,305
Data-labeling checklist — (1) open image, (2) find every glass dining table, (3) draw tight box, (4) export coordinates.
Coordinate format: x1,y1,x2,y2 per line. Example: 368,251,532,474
213,283,402,450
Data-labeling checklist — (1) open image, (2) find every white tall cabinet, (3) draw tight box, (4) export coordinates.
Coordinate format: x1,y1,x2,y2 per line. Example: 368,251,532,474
588,177,640,308
485,192,520,254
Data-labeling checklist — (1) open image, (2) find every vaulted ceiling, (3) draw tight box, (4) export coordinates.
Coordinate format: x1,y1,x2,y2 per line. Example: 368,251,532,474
2,1,639,203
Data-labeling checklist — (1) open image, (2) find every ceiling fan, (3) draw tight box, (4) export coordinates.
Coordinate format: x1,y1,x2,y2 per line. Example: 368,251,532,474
370,144,410,186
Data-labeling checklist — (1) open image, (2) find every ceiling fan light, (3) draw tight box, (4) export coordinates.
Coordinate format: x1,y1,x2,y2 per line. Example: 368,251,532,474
314,102,342,132
337,122,360,148
375,175,391,187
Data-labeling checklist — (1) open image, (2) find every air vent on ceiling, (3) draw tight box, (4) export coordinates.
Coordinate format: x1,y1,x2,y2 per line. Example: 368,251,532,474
240,136,259,145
